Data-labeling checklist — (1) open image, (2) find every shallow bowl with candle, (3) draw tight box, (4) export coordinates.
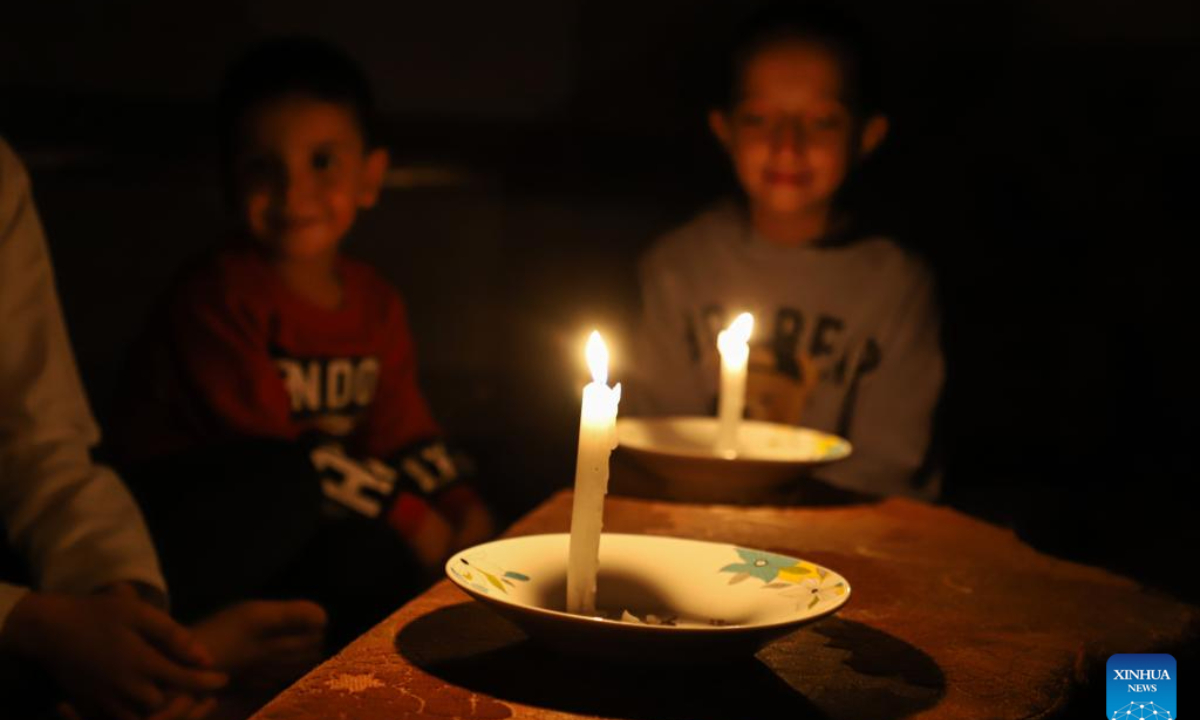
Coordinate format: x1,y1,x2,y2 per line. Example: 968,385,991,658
611,416,852,504
445,532,850,662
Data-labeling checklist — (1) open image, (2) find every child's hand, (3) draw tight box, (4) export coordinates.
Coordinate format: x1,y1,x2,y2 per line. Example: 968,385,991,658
408,509,454,571
451,503,495,554
191,599,326,691
0,587,227,720
746,347,818,424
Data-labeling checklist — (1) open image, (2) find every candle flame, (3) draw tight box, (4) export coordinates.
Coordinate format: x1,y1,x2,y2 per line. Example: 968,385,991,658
586,331,609,386
719,312,754,352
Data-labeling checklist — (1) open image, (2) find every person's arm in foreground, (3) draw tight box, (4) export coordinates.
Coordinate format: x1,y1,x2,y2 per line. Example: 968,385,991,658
0,139,226,719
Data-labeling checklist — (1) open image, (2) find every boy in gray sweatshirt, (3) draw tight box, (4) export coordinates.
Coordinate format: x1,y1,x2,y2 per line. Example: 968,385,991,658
631,4,942,499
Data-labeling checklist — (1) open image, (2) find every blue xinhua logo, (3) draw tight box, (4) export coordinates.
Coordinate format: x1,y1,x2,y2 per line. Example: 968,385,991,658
1107,654,1176,719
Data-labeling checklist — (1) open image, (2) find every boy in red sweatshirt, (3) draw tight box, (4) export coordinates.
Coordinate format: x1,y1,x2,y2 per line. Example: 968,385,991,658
111,38,494,646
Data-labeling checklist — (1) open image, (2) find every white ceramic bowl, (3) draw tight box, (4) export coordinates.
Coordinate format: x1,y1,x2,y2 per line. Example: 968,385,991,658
614,416,852,504
445,533,850,662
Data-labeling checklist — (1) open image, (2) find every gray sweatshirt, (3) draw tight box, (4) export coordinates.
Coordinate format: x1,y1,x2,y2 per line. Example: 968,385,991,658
629,201,943,499
0,139,165,629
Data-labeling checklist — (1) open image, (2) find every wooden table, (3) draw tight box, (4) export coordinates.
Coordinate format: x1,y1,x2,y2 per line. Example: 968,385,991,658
251,491,1197,720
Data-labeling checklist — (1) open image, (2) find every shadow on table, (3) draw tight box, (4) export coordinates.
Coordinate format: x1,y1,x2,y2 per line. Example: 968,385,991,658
396,603,943,720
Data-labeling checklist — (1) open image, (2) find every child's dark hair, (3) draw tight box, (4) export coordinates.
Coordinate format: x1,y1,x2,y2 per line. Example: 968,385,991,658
216,37,379,166
715,1,884,118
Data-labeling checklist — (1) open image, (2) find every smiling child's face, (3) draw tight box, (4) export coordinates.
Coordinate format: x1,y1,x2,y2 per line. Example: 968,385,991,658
711,39,884,222
234,94,387,263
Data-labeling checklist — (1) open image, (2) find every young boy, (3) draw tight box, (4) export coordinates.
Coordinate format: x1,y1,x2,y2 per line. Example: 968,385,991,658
631,3,943,499
0,137,324,720
110,38,493,643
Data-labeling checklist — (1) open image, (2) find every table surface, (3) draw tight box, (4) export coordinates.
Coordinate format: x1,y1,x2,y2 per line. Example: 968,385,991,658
250,490,1197,720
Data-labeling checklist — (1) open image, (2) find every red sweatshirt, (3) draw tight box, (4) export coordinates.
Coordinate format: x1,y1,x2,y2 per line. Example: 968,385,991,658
113,246,475,537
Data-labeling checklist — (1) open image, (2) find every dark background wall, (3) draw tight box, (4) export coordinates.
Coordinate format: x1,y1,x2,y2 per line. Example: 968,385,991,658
3,0,1197,596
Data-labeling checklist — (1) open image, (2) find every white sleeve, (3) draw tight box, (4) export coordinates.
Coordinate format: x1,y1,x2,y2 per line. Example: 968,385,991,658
819,261,944,499
0,139,166,631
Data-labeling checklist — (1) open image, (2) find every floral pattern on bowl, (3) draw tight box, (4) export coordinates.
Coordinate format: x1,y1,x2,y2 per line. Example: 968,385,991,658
448,554,530,596
721,548,849,610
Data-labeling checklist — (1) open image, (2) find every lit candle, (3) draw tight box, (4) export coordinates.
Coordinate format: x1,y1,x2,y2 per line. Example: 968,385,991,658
715,312,754,457
567,331,621,615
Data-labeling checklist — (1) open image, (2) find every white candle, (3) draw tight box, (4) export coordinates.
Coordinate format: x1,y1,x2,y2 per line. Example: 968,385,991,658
567,331,621,615
715,312,754,458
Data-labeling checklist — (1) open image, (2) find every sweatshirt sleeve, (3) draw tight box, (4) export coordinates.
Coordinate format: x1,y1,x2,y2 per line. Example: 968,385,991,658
351,289,491,538
818,257,944,499
626,245,712,416
0,140,165,629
